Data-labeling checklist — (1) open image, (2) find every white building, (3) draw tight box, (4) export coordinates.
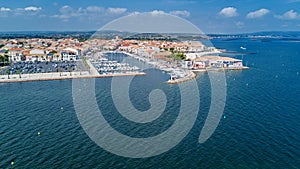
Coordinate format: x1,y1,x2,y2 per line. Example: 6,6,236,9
61,48,79,61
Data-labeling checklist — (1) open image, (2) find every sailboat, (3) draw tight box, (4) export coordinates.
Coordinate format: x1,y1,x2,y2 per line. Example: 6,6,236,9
240,46,247,50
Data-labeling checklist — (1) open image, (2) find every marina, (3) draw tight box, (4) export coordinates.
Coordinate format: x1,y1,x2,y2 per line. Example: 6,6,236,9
91,58,141,75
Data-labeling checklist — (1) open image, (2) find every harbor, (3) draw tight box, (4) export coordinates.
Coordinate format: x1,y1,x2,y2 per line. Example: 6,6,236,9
0,37,248,84
0,58,146,83
115,51,249,84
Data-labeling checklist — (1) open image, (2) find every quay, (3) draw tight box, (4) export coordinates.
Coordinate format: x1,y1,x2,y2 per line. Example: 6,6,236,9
0,71,146,83
166,66,249,84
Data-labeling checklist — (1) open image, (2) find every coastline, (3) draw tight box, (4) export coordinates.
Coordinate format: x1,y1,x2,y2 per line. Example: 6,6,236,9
0,51,249,84
111,51,199,84
113,51,249,84
0,71,146,83
166,66,249,84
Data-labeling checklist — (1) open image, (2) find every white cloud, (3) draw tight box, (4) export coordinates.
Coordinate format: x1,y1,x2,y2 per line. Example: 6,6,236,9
219,7,238,17
24,6,42,11
11,6,42,16
52,5,128,22
128,11,141,16
247,9,270,19
150,10,166,16
0,7,11,12
52,5,76,20
107,8,127,14
275,10,300,20
86,6,104,13
148,10,190,17
235,21,244,28
59,5,73,14
169,10,190,17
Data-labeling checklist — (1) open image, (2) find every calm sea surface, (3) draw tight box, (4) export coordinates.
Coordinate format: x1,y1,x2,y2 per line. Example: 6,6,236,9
0,38,299,168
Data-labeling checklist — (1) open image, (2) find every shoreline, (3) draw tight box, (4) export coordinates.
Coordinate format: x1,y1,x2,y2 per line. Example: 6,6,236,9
112,51,249,84
166,66,249,84
0,57,146,83
0,71,146,83
110,51,199,84
0,51,249,84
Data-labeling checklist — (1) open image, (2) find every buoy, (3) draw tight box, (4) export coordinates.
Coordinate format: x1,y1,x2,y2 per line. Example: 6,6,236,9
38,131,41,136
246,83,249,86
223,115,226,119
11,161,14,165
61,107,64,110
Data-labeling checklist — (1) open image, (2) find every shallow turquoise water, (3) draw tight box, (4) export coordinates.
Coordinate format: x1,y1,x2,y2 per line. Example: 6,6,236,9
0,39,299,168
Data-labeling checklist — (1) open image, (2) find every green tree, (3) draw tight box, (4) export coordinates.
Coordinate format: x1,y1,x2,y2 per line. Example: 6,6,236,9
177,53,186,60
68,66,72,76
0,55,3,66
5,69,10,79
58,67,62,76
4,55,9,65
17,69,21,78
78,68,82,75
170,47,175,53
50,50,57,54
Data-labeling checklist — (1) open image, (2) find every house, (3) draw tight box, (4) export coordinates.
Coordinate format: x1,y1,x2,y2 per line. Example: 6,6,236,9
61,48,79,61
191,56,243,69
28,49,48,62
9,48,24,62
183,60,192,69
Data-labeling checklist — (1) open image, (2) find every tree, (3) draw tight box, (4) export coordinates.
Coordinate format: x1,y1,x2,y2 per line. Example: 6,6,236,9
50,50,57,54
6,69,10,79
58,67,62,76
78,68,82,75
0,55,3,66
4,55,9,65
177,53,186,60
170,47,175,53
17,69,21,78
68,66,72,76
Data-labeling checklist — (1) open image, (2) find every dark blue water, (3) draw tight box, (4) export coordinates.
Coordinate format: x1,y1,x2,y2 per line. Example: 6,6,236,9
0,39,299,168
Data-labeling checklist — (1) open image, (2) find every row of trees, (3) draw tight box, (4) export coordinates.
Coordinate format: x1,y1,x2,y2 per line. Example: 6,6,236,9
0,55,10,66
167,53,186,61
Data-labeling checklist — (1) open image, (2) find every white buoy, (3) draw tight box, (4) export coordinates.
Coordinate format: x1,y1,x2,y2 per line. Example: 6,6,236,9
61,107,64,110
223,115,226,119
38,131,41,136
11,161,14,165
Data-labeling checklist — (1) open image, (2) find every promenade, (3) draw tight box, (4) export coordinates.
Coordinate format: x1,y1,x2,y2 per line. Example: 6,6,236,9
0,59,145,83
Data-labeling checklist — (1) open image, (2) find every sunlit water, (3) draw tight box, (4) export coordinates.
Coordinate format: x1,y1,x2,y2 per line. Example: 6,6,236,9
0,39,299,168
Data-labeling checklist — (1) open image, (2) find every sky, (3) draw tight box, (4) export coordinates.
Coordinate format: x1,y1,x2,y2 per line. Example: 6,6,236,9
0,0,300,34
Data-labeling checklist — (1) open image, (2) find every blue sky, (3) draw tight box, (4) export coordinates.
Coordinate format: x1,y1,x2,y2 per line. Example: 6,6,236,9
0,0,300,33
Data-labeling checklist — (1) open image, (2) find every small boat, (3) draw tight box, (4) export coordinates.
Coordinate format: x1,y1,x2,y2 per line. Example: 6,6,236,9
240,46,246,50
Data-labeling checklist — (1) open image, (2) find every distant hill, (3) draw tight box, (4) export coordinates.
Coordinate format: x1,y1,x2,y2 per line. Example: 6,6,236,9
208,31,300,38
1,30,300,41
